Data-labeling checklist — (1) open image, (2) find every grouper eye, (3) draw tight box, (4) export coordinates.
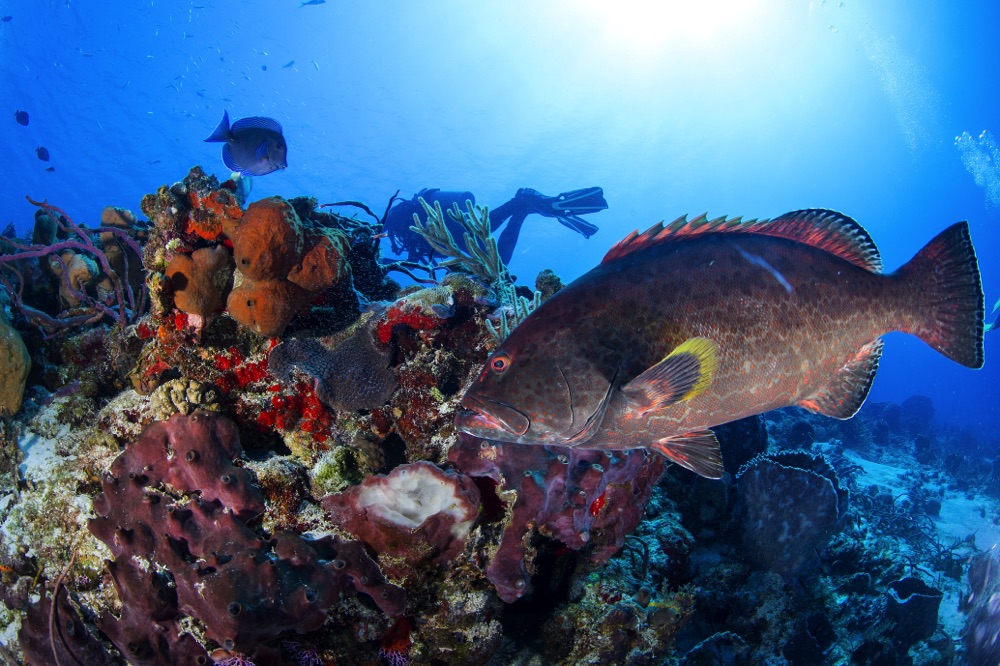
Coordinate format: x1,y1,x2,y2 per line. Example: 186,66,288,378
490,354,510,373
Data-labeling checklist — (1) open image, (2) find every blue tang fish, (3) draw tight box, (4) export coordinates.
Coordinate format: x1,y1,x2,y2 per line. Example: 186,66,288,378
204,111,287,177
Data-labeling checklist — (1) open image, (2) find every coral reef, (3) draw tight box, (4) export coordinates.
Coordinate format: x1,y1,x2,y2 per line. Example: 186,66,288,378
2,166,995,666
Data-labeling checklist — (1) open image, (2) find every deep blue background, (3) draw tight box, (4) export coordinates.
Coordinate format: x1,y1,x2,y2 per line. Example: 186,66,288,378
2,1,997,437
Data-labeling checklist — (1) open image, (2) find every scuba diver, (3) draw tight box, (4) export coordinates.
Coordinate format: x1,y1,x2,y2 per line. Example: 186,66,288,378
382,186,607,266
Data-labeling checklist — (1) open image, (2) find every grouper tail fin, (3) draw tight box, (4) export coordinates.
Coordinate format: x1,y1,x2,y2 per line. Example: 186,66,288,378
895,221,984,368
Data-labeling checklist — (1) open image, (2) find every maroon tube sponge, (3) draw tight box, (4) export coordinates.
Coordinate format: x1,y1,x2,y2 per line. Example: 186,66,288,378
90,411,406,656
449,435,665,603
321,461,481,580
19,586,114,666
97,558,210,666
107,408,265,521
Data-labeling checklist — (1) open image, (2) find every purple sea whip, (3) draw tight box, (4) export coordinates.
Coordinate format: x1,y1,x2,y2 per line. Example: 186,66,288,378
0,197,146,335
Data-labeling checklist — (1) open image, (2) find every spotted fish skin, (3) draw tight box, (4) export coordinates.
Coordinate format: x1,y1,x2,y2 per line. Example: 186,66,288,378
456,210,985,479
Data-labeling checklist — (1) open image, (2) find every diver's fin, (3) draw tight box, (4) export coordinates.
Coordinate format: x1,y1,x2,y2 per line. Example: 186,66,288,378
222,144,243,172
798,339,883,419
550,187,608,214
519,186,606,237
204,110,232,142
555,212,599,238
649,429,724,479
623,337,718,413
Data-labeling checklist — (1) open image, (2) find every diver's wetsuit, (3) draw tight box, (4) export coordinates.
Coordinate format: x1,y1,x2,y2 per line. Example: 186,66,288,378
383,187,607,266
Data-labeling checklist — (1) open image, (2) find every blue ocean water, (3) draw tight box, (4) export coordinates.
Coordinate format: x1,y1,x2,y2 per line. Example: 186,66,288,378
2,0,997,437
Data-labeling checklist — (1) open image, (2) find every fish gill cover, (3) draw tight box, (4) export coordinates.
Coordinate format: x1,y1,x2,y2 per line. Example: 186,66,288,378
0,2,998,666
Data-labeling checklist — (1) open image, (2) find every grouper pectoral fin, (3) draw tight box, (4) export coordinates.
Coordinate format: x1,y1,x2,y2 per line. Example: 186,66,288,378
649,429,724,479
622,337,719,414
797,338,884,419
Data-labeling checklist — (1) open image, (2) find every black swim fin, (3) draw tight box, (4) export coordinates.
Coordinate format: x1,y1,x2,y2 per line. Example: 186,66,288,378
516,186,607,238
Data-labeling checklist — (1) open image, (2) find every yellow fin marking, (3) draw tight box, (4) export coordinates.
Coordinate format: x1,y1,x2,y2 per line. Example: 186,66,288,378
668,336,718,401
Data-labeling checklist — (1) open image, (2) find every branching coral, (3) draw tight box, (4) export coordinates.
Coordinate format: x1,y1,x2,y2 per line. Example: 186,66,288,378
486,281,541,343
408,198,540,342
409,197,505,285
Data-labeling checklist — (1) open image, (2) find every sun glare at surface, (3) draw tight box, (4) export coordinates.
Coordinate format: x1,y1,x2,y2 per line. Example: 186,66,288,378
573,0,767,56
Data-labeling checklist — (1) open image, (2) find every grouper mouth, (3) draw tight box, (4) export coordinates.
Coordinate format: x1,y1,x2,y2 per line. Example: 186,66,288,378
456,395,531,438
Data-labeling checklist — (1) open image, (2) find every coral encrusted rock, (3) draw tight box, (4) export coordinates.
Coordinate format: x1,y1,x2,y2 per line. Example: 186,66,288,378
0,309,30,416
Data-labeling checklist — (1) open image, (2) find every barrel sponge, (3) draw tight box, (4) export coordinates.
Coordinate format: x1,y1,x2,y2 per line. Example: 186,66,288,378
321,461,481,579
227,278,309,338
735,450,849,580
166,244,234,316
231,196,303,281
287,227,351,293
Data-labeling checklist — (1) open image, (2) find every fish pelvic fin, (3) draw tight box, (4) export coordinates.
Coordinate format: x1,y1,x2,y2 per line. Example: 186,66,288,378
893,221,984,368
623,337,718,413
650,429,724,479
798,338,883,419
205,110,232,142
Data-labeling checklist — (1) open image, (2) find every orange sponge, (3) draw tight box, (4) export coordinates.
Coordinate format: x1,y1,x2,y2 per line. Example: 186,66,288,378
231,197,303,281
226,278,310,338
166,245,234,317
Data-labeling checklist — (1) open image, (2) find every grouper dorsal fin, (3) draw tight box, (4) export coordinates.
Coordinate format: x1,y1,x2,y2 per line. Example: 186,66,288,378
603,208,883,273
798,338,884,419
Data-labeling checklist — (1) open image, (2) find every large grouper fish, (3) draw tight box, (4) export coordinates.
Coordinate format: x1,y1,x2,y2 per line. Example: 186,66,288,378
456,209,985,479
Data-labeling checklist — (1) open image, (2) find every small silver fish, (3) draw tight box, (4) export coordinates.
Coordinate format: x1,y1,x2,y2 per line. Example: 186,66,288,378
204,110,287,177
